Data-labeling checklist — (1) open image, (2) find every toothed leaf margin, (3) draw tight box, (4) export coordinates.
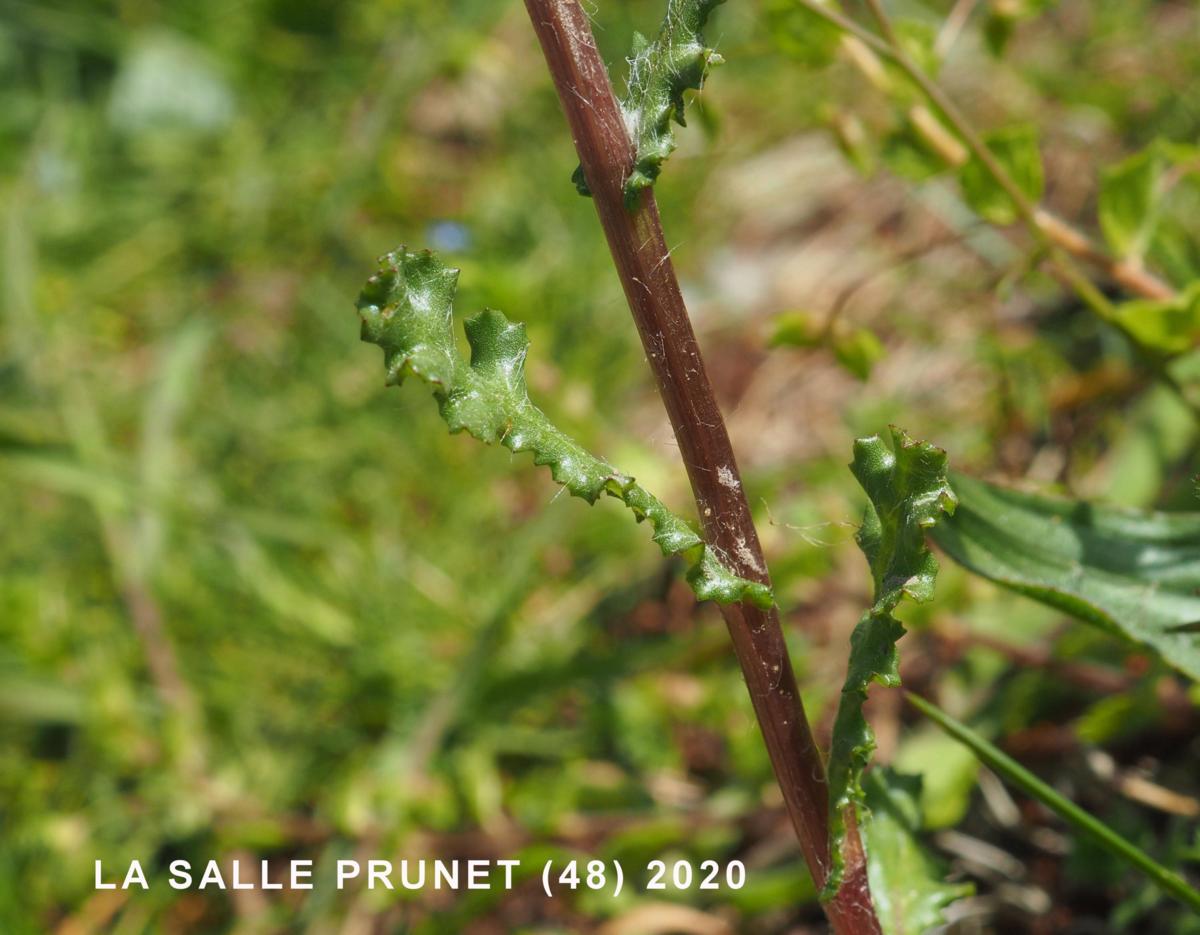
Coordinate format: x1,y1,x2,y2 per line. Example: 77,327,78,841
357,247,772,610
824,427,956,900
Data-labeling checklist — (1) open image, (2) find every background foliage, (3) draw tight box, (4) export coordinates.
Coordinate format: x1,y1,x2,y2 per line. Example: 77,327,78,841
2,0,1199,932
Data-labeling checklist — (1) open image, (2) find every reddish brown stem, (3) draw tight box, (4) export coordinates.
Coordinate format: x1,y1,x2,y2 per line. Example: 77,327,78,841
521,2,880,931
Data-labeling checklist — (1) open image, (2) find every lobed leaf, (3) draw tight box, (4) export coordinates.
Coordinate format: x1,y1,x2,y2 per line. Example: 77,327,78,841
862,768,973,935
826,427,957,896
575,0,726,201
357,247,772,609
931,472,1200,681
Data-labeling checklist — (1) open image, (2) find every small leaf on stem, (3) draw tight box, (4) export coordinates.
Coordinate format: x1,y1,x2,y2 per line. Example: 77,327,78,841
827,427,956,896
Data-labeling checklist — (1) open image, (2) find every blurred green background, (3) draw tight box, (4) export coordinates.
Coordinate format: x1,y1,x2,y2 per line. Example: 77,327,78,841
2,0,1199,932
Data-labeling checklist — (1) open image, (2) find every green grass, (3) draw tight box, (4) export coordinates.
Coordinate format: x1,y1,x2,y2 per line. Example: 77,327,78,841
2,1,1199,931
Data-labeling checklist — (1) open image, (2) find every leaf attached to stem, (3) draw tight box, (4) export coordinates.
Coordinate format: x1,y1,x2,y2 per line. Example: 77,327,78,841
357,247,772,609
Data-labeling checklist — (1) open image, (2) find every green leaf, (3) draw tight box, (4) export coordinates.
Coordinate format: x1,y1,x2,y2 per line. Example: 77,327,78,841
892,725,979,829
357,247,772,609
1075,680,1160,746
893,19,940,78
769,311,885,381
1111,282,1200,358
769,310,825,349
930,471,1200,681
109,31,235,135
959,125,1044,225
982,11,1016,57
1099,145,1166,260
881,120,953,182
907,692,1200,915
599,0,726,201
862,768,973,935
826,427,957,896
766,0,842,67
226,533,356,646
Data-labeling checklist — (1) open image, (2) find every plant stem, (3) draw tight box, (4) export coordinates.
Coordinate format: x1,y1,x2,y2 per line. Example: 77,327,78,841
906,691,1200,914
850,0,1196,412
854,0,1135,298
521,2,881,931
796,1,1188,362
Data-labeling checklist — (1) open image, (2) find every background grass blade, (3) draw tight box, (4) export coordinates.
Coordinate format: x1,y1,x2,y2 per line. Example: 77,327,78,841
905,691,1200,914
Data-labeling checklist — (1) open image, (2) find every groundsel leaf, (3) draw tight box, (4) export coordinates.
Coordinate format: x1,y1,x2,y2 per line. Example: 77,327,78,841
575,0,726,201
862,768,973,935
931,472,1200,681
357,247,772,609
826,427,956,896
